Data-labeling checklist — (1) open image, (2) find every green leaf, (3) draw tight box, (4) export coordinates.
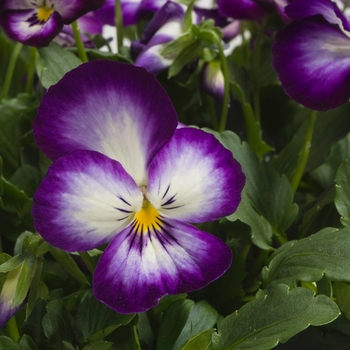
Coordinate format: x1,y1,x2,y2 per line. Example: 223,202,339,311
82,342,114,350
210,130,298,234
0,174,32,227
173,300,218,350
335,160,350,226
42,299,76,346
272,102,350,178
0,337,14,349
0,254,24,273
262,227,350,287
230,82,274,160
61,341,76,350
14,335,39,350
37,42,82,89
333,282,350,321
156,299,194,350
13,256,36,307
212,284,340,350
75,291,135,343
180,329,214,350
49,247,90,286
227,189,273,250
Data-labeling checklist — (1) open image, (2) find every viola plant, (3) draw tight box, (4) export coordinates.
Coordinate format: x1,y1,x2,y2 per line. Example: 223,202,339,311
0,0,105,47
4,0,350,348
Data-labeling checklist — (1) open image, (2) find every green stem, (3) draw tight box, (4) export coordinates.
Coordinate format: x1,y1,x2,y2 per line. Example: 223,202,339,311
71,21,88,63
252,21,266,123
241,244,251,260
6,316,20,343
273,227,288,245
26,259,43,318
217,40,230,133
205,94,219,131
290,110,317,195
1,42,23,100
115,0,124,52
25,47,37,94
79,252,95,274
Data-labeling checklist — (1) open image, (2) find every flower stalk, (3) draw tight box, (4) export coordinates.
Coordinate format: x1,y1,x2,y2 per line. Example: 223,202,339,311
25,47,37,95
115,0,124,52
1,42,23,100
72,21,89,63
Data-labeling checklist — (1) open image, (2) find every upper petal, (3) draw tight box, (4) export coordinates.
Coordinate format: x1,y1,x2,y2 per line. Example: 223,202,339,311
147,128,245,223
272,17,350,110
218,0,267,20
285,0,350,33
93,217,232,313
0,9,63,47
34,60,178,186
33,150,143,252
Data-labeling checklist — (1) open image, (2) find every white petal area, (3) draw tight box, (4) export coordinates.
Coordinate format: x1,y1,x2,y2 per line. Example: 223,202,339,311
147,128,245,223
33,150,143,252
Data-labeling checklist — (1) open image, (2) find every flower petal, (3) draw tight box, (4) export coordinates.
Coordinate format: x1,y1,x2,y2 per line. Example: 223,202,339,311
52,0,106,24
33,150,143,252
93,217,232,313
218,0,267,20
285,0,350,33
0,9,63,47
147,128,245,223
272,17,350,110
34,60,178,186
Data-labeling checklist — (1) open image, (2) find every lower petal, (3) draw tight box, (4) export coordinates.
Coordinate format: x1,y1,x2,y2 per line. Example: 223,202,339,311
33,150,143,252
0,9,63,47
93,218,232,313
272,18,350,110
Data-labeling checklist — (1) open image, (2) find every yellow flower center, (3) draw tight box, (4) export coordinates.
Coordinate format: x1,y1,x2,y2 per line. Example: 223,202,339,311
134,199,161,233
37,6,53,22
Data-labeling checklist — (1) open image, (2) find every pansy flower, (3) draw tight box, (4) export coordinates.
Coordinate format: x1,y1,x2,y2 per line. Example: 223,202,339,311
272,0,350,111
202,60,225,101
0,0,106,47
32,60,245,313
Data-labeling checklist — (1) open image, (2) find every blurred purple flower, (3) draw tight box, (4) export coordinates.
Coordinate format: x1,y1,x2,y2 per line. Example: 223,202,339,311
272,0,350,111
0,0,105,47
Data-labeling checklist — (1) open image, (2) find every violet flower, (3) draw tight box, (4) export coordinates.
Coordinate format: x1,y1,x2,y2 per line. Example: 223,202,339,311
0,0,106,47
0,267,23,328
272,0,350,111
32,60,245,313
131,1,185,75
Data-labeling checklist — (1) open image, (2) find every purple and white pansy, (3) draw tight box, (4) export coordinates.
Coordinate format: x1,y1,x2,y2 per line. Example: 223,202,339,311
272,0,350,111
32,60,245,313
0,0,105,47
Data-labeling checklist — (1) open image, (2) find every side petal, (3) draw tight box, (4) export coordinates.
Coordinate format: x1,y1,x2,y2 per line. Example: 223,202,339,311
33,150,143,252
0,9,63,47
272,17,350,111
34,60,178,186
93,217,232,313
147,128,245,223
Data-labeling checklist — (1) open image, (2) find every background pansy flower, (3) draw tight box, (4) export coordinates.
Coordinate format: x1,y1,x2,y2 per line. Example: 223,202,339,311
0,0,106,47
272,0,350,111
32,60,245,313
